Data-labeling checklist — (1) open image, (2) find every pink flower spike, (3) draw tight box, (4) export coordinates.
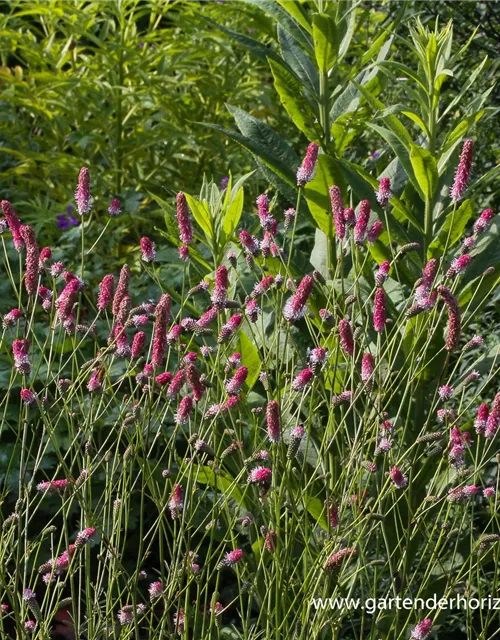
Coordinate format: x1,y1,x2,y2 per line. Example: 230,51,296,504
112,265,131,317
108,198,121,216
1,200,24,252
179,244,190,262
12,338,31,375
291,368,314,392
483,487,495,499
376,177,391,207
283,275,314,322
473,208,495,235
361,353,375,384
344,207,355,227
256,194,276,232
353,200,371,245
20,388,37,406
266,400,281,443
297,142,319,187
218,549,244,569
218,314,243,343
373,287,386,333
438,385,453,400
97,274,115,311
247,466,272,484
175,395,193,425
169,483,183,519
329,185,345,241
389,466,408,489
75,167,92,215
131,331,146,358
475,403,489,435
151,294,171,368
3,308,22,328
20,225,39,296
367,220,383,245
450,139,474,203
239,230,260,256
212,265,229,308
375,261,390,286
176,192,193,245
75,527,96,547
338,319,355,356
225,366,248,394
140,236,156,262
438,286,461,352
411,618,433,640
148,581,163,601
167,369,185,400
185,364,205,402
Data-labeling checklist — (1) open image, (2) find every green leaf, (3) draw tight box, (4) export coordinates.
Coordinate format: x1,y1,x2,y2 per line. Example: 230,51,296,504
184,193,213,241
305,496,328,530
304,154,346,237
192,466,248,509
236,329,261,392
222,187,244,237
278,26,318,97
276,0,312,34
268,58,320,141
409,145,438,201
428,200,473,258
310,228,328,276
312,13,338,72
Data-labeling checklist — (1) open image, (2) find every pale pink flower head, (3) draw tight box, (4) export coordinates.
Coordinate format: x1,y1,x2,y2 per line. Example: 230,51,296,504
176,192,193,245
284,207,296,230
475,403,489,435
3,308,22,328
256,194,276,232
483,487,495,499
438,385,453,400
179,244,190,262
87,368,103,393
411,618,432,640
75,527,96,547
12,338,31,375
450,139,473,203
297,142,319,187
375,261,390,286
218,548,244,568
376,177,391,207
266,400,281,442
24,620,37,633
247,466,272,484
140,236,156,262
448,254,472,277
309,346,328,365
148,581,163,601
245,298,260,323
36,479,69,494
108,198,121,216
169,483,183,519
75,167,92,215
389,466,408,489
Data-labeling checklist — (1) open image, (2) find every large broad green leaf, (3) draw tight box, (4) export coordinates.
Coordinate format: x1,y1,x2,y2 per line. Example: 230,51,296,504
410,145,438,202
278,26,318,97
236,329,261,392
312,13,338,72
184,193,213,241
304,154,346,237
427,200,473,258
222,186,244,237
277,0,312,34
200,106,298,191
241,0,313,51
268,58,320,141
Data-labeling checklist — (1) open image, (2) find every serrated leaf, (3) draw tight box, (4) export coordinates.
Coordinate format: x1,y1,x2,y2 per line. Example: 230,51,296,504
268,58,320,141
278,26,318,96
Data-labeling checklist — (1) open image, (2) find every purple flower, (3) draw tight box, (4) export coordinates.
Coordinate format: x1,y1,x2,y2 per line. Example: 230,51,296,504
220,176,229,190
